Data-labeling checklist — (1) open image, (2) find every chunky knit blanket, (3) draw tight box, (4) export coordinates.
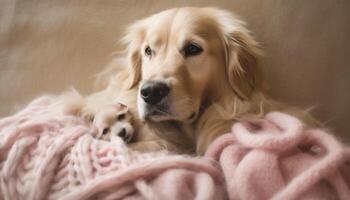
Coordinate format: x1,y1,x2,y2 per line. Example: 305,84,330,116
1,96,350,200
0,97,225,200
206,112,350,200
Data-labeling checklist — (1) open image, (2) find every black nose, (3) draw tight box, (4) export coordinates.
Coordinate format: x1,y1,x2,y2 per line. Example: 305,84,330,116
140,81,170,105
118,128,126,138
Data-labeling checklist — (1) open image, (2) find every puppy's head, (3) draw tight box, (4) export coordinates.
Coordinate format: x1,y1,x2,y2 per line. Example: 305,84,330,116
123,7,262,122
93,103,134,142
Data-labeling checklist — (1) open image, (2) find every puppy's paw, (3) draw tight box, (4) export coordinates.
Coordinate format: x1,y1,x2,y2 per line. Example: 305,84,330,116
93,103,134,143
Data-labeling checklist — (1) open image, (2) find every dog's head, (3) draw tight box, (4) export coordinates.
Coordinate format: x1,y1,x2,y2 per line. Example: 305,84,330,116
123,7,262,122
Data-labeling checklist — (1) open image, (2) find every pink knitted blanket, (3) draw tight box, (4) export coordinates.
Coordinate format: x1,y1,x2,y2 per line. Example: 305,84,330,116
1,96,350,200
206,112,350,200
0,97,225,200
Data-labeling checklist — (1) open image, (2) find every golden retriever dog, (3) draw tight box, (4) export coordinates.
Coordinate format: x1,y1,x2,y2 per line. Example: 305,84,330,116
62,7,315,155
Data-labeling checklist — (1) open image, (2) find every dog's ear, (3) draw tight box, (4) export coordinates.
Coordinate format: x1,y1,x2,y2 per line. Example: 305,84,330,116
225,31,262,100
211,8,263,100
122,20,146,89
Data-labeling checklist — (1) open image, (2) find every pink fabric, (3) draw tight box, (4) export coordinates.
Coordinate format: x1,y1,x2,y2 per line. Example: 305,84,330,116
0,96,225,200
206,112,350,200
1,96,350,200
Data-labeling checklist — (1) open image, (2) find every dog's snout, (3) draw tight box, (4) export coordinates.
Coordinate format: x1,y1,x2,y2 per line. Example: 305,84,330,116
140,81,170,105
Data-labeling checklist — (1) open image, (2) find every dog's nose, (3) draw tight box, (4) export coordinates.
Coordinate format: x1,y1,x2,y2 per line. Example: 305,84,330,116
140,81,170,105
118,128,126,138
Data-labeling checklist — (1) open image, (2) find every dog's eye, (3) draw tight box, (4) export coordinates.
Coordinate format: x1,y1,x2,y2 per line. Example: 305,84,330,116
102,128,110,135
184,43,203,57
117,113,126,121
145,46,152,56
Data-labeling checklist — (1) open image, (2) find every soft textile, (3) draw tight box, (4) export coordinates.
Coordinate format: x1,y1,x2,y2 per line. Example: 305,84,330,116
1,96,350,200
0,97,225,200
206,112,350,200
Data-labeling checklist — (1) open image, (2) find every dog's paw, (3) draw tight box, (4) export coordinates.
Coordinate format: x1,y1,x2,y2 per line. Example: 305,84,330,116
93,103,134,143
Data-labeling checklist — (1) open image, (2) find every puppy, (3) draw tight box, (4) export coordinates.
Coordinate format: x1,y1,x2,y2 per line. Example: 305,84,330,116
93,103,134,143
52,90,136,143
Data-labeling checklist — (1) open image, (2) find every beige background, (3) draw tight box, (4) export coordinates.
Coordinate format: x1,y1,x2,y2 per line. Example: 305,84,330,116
0,0,349,141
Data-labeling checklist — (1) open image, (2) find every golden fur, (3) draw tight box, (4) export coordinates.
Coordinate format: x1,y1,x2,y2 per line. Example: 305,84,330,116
61,7,316,155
